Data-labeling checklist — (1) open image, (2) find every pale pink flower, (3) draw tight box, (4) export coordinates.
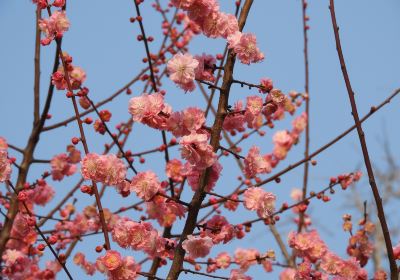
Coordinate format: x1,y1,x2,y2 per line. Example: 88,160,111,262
97,251,140,280
170,0,196,10
234,248,259,271
204,215,234,244
166,159,184,182
51,153,77,181
146,194,186,227
243,187,276,218
290,188,303,201
184,161,222,192
244,95,264,129
0,137,8,150
0,150,11,182
129,93,169,129
215,252,231,269
279,268,296,280
129,171,160,200
244,146,272,178
230,269,252,280
81,153,126,186
223,101,246,135
180,133,216,170
217,13,239,38
30,180,55,206
259,78,274,93
273,130,293,148
202,12,220,38
288,230,327,262
167,53,199,92
228,32,264,65
39,11,70,45
194,53,216,81
182,235,213,259
187,0,219,24
52,64,87,90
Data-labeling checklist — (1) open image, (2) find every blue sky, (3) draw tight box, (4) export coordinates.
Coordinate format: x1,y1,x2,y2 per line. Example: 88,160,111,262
1,0,400,279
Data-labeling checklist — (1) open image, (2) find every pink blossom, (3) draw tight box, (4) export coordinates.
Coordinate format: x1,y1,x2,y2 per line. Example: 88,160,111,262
228,32,264,65
216,13,239,38
97,251,140,280
202,12,221,38
243,187,276,218
244,146,272,178
234,248,259,271
29,180,55,206
81,153,126,186
97,250,122,271
182,235,213,259
230,269,252,280
52,0,65,7
203,215,234,244
0,150,11,182
0,137,8,150
51,153,77,181
146,194,186,227
52,64,87,90
279,268,296,280
187,0,219,24
215,252,231,269
129,171,160,200
170,0,196,10
194,53,216,81
288,230,327,262
184,161,222,192
39,11,70,45
166,159,184,182
129,93,170,129
180,133,217,170
223,101,246,135
167,53,199,92
259,78,274,93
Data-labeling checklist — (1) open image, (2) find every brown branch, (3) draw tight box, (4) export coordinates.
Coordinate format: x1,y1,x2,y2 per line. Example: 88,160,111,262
166,2,255,279
298,0,310,233
0,37,61,262
329,1,397,279
33,6,41,124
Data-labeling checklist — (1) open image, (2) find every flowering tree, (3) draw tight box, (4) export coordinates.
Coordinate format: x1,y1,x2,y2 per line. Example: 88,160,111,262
1,0,399,279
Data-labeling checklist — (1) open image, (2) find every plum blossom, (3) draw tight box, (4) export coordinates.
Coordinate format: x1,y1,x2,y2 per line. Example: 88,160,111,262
39,11,70,45
96,251,140,280
129,171,160,200
184,161,222,192
166,159,184,182
129,93,170,129
0,150,11,182
243,187,276,219
182,235,213,259
81,153,126,186
51,153,78,181
228,32,264,65
244,146,272,178
167,53,199,92
180,133,217,170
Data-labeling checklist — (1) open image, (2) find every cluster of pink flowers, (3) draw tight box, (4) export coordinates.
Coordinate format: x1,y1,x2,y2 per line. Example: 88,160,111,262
286,229,368,279
167,53,199,92
146,192,186,227
129,171,161,201
167,107,206,137
51,147,80,181
202,215,235,244
33,0,65,9
111,218,175,259
227,32,264,64
51,53,87,90
182,235,214,259
180,133,217,171
184,161,222,192
39,10,70,45
96,250,140,280
167,52,217,92
223,89,294,136
244,146,272,178
26,179,55,206
81,153,126,186
243,187,276,219
128,93,171,129
170,0,264,65
0,138,11,182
